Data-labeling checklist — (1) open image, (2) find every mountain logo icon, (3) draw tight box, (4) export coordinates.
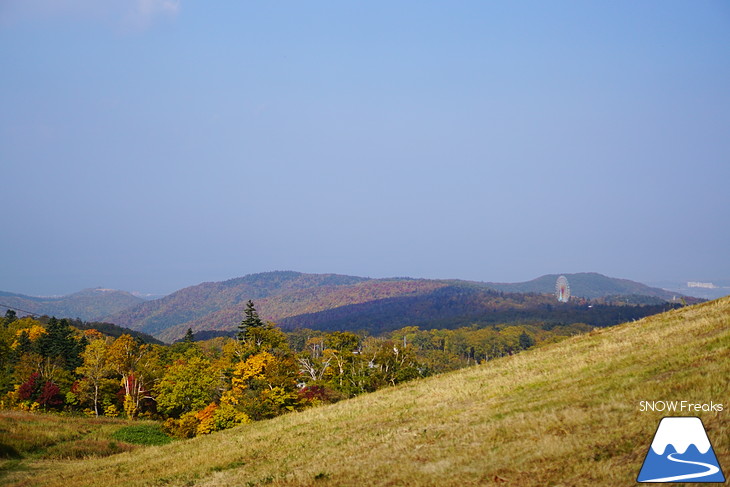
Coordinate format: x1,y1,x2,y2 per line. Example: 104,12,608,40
637,416,725,483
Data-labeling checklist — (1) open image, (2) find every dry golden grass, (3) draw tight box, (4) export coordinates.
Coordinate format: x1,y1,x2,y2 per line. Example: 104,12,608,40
4,297,729,487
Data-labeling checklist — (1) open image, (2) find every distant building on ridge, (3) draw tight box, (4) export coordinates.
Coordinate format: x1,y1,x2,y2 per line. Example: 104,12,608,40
687,282,716,289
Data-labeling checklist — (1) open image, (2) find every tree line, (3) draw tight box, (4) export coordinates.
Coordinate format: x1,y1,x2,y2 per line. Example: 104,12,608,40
0,302,589,438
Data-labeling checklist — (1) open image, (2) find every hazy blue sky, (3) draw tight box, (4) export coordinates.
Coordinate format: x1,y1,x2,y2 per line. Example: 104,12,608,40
2,1,729,296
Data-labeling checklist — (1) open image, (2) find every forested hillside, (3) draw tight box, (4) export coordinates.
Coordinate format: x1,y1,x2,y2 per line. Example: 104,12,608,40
1,272,688,343
0,289,144,321
483,272,681,300
156,278,449,342
277,285,679,334
0,301,581,436
100,271,687,342
103,272,374,338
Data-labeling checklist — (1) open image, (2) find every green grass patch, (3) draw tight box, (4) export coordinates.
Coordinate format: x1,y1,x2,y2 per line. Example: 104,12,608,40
111,423,173,446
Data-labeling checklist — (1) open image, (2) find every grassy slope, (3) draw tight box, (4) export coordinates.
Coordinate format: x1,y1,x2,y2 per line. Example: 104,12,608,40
0,412,168,480
6,297,729,487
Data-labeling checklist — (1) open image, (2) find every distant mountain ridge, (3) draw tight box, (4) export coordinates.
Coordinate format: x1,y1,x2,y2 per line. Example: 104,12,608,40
104,272,425,340
484,272,680,300
1,271,689,342
0,288,145,321
100,271,690,342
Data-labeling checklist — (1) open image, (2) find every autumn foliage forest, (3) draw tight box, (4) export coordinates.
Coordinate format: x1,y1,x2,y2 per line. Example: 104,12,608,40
0,299,596,438
97,271,683,343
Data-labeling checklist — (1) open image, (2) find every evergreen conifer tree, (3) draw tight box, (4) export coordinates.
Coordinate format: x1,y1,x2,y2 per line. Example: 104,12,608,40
238,300,264,342
37,317,85,370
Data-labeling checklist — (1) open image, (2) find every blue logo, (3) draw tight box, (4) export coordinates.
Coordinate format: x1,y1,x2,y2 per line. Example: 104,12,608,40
637,417,725,483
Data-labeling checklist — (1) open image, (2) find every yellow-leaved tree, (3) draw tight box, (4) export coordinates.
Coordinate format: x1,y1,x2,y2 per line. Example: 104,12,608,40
75,338,113,416
226,301,302,420
107,334,161,418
